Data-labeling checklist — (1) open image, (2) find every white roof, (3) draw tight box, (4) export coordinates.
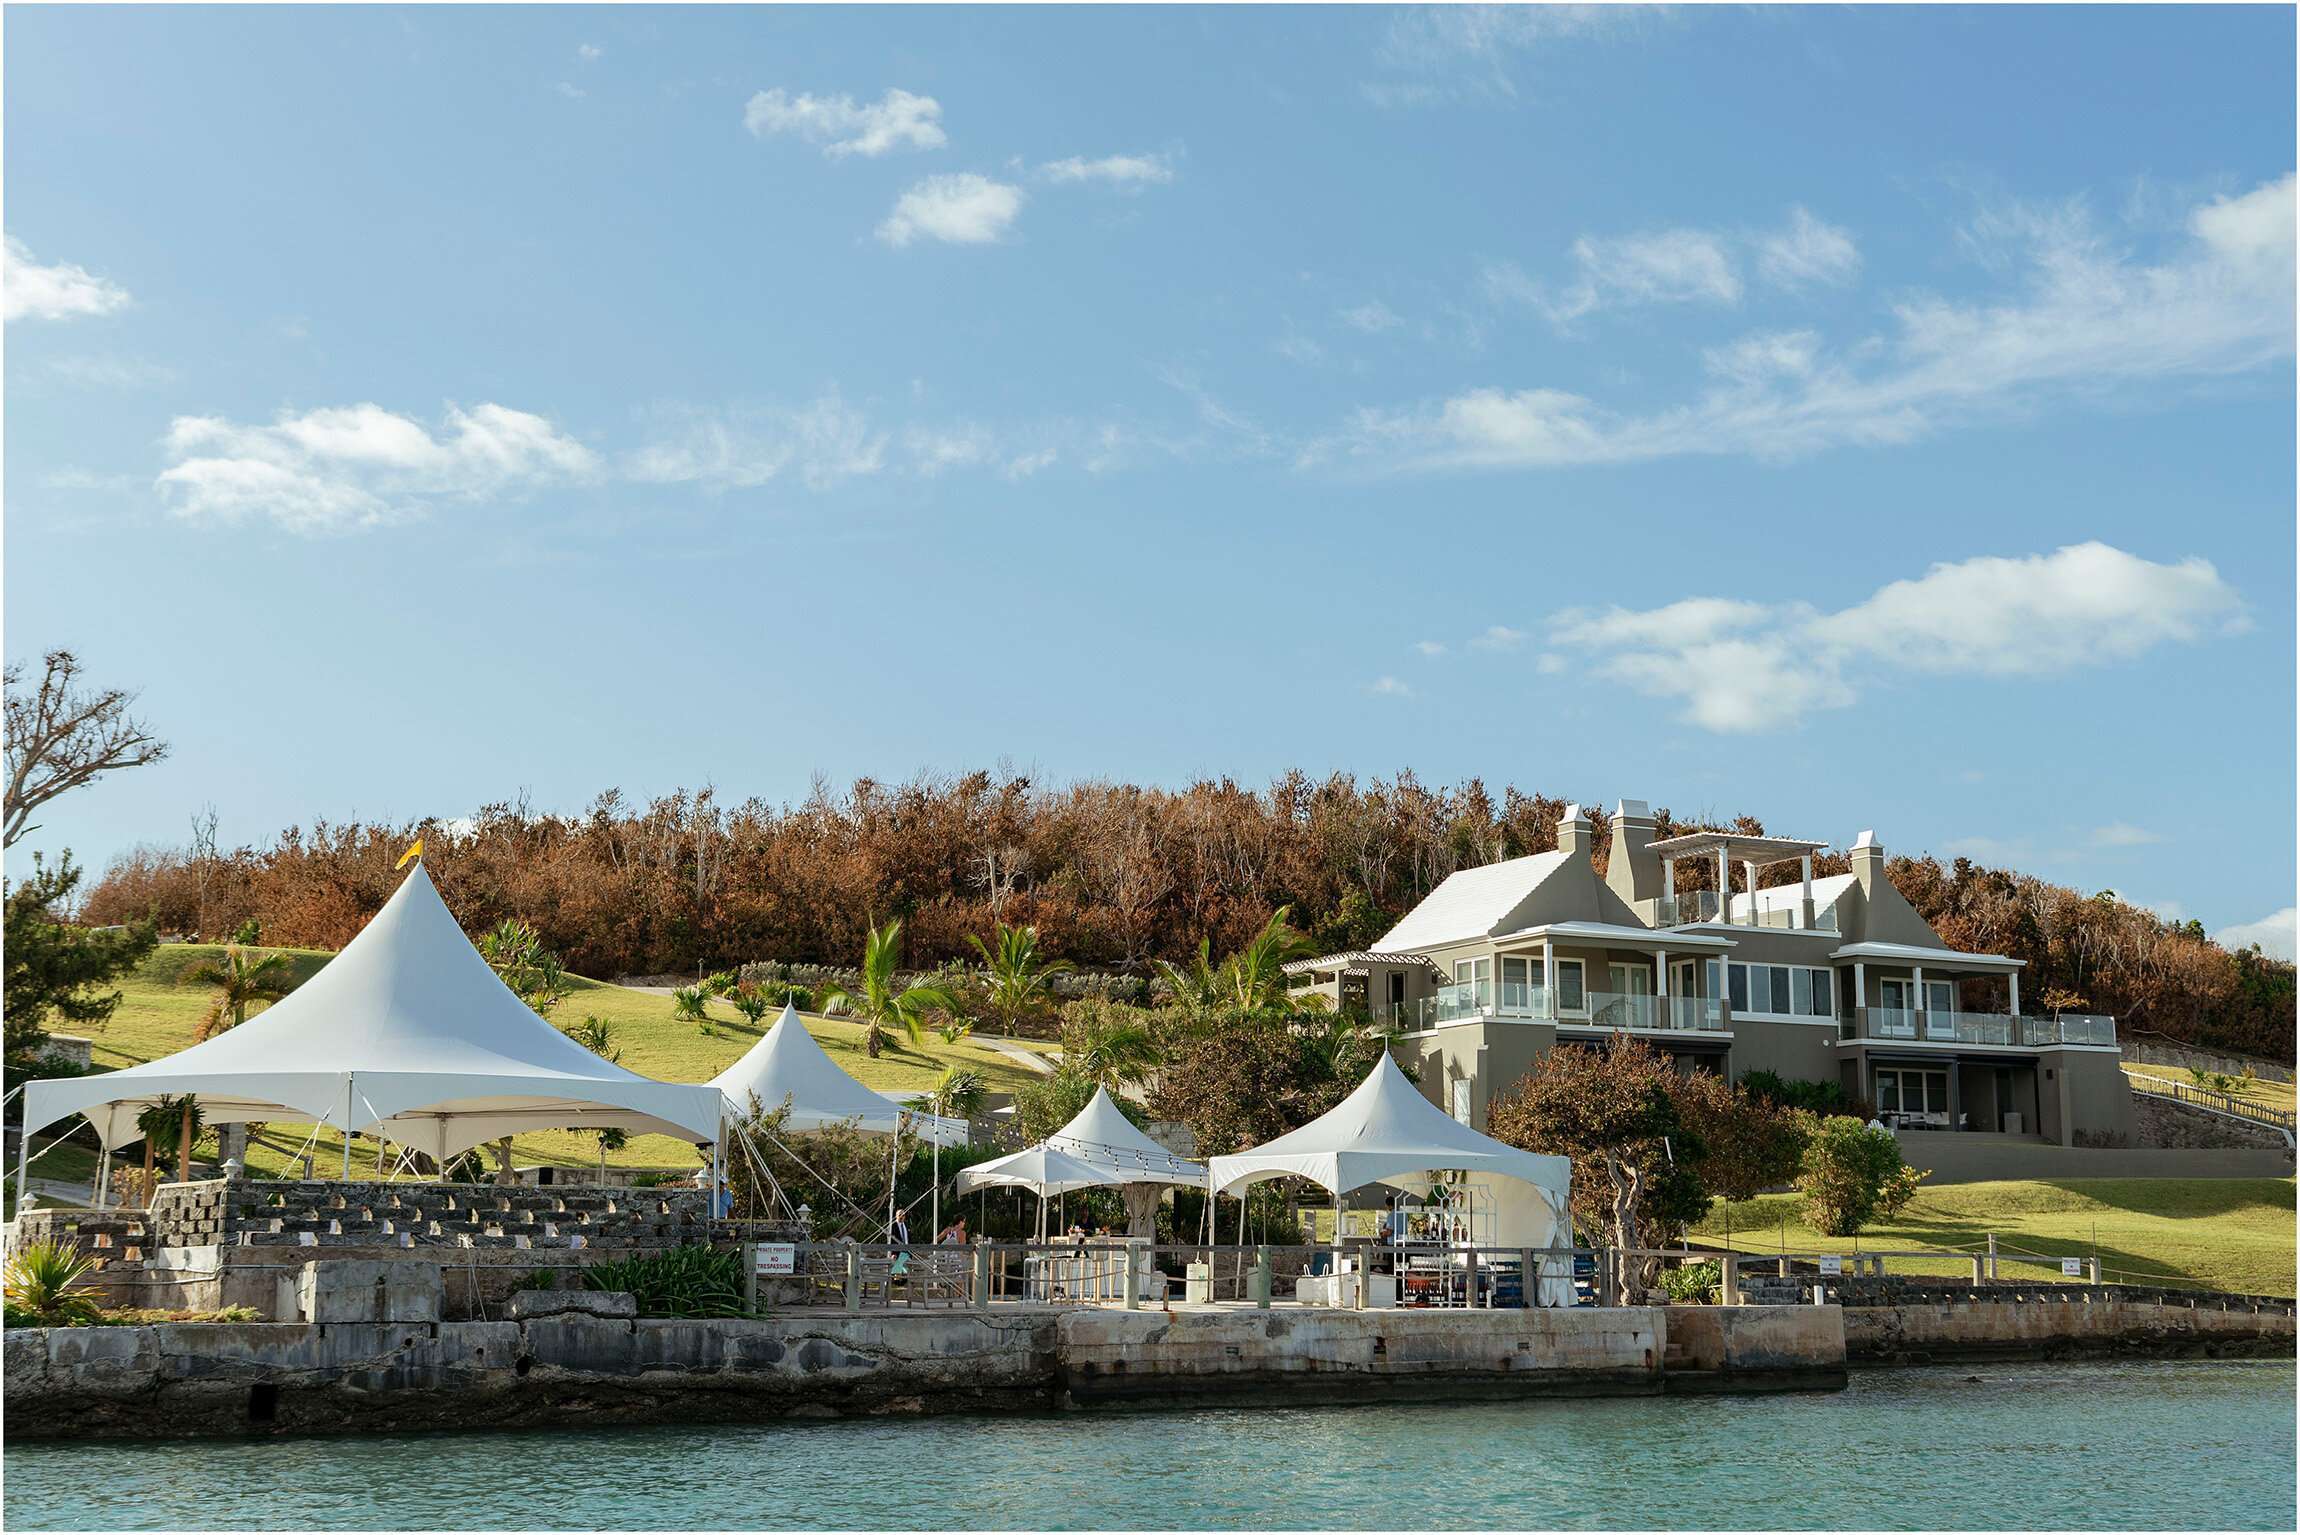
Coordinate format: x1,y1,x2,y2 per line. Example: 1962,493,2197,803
952,1142,1119,1196
710,1004,963,1145
1371,852,1569,952
1207,1054,1570,1216
1751,873,1857,914
1830,940,2025,972
1046,1086,1204,1185
1499,919,1736,952
24,864,724,1161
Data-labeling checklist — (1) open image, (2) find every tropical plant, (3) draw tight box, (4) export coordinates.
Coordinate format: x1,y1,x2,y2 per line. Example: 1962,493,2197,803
1154,906,1317,1014
231,918,261,946
478,919,567,1017
935,1017,977,1046
1056,1002,1160,1093
136,1094,204,1188
559,1015,621,1064
726,983,776,1029
818,919,960,1058
4,1240,105,1325
579,1246,746,1318
702,970,740,997
926,1065,989,1121
966,922,1072,1030
176,943,295,1041
1659,1260,1722,1305
670,985,715,1033
593,1126,630,1179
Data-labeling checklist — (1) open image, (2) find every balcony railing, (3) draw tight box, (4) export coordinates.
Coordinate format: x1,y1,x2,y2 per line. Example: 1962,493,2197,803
1650,892,1838,931
1381,987,1727,1034
1852,1009,2116,1048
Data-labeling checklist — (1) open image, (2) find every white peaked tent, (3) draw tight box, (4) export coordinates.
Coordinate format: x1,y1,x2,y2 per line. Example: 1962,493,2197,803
1046,1086,1204,1184
709,1004,965,1147
20,864,726,1170
952,1142,1116,1197
1208,1054,1575,1304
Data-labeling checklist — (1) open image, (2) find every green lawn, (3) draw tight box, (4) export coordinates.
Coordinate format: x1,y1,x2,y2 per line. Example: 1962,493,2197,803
1693,1178,2298,1298
2123,1062,2296,1112
40,945,1057,1186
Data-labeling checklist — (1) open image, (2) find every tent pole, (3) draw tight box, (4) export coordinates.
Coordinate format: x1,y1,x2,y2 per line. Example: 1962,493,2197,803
13,1117,32,1220
95,1142,112,1210
343,1075,354,1181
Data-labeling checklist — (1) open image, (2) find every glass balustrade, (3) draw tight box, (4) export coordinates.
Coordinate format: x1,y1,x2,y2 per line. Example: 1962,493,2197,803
1854,1008,2117,1047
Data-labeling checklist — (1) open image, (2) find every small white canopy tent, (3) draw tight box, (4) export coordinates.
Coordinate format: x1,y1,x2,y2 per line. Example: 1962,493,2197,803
952,1142,1119,1242
1046,1086,1204,1184
1207,1054,1576,1305
20,864,726,1177
709,1004,965,1147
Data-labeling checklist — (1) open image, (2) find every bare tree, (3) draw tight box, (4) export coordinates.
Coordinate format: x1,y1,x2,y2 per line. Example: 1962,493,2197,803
4,650,171,848
189,804,219,940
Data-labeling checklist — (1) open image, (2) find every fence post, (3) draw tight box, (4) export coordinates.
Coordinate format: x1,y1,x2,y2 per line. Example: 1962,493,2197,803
972,1244,989,1310
1986,1232,1997,1282
1125,1244,1141,1311
844,1246,861,1314
2088,1257,2101,1285
1253,1245,1271,1309
742,1240,757,1314
1520,1248,1535,1309
1971,1253,1984,1286
1719,1252,1740,1307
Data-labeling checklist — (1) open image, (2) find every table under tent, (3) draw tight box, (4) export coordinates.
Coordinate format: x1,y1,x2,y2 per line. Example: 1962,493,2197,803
1207,1055,1576,1308
17,863,727,1204
953,1087,1205,1302
710,1002,966,1238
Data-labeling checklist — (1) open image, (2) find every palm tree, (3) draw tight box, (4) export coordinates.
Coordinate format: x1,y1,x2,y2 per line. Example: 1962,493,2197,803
965,922,1072,1031
926,1065,989,1121
1155,906,1317,1014
479,919,567,1017
560,1015,621,1064
819,919,960,1058
726,983,776,1030
176,944,295,1041
1061,1012,1161,1093
4,1241,104,1325
136,1095,203,1192
670,985,715,1033
1153,936,1225,1010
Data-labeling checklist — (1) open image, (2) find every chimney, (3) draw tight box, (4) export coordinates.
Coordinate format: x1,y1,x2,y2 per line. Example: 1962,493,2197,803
1556,803,1593,862
1851,829,1885,894
1606,799,1662,905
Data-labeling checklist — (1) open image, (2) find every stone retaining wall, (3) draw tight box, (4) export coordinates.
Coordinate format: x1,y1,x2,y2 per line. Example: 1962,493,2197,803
1844,1298,2296,1363
1741,1273,2297,1313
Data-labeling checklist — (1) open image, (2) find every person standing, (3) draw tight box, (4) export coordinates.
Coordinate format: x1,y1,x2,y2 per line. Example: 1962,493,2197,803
890,1211,912,1246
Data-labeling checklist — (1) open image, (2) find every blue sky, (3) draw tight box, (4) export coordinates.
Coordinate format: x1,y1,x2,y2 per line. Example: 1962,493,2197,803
7,5,2294,954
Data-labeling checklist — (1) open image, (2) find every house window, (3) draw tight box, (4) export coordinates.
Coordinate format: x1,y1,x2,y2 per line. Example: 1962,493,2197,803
1449,1079,1472,1125
1876,1068,1949,1118
1726,964,1836,1017
1452,957,1491,1008
1387,972,1406,1007
1555,959,1585,1012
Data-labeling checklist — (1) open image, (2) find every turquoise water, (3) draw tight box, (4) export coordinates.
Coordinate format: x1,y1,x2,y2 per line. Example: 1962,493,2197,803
6,1361,2293,1530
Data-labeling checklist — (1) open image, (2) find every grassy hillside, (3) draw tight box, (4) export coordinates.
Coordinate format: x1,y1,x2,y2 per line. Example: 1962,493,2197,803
2122,1062,2296,1113
57,945,1056,1181
1694,1177,2297,1298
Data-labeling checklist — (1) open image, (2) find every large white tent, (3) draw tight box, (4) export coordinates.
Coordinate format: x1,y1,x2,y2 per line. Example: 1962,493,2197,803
710,1004,965,1147
1208,1054,1575,1303
1046,1086,1204,1184
20,864,726,1173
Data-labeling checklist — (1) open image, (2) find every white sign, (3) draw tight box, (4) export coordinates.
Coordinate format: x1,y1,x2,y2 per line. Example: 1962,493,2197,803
754,1243,795,1275
2061,1258,2083,1277
1818,1257,1842,1276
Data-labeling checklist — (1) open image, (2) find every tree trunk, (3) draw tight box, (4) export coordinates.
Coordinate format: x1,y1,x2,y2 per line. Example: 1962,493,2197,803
141,1139,156,1207
491,1137,514,1183
176,1108,193,1184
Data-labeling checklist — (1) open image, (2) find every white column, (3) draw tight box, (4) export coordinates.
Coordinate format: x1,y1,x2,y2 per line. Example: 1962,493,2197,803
1542,939,1556,1017
1656,949,1669,1029
1663,857,1677,921
1854,962,1866,1029
1714,848,1729,922
2008,971,2021,1020
1800,855,1815,930
1913,965,1927,1036
1742,860,1759,925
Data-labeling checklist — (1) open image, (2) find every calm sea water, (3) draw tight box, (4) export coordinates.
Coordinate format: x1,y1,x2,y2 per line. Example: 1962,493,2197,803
6,1361,2293,1531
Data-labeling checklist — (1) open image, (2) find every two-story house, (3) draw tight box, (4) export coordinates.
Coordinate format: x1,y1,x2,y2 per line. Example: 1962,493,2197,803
1284,800,2136,1149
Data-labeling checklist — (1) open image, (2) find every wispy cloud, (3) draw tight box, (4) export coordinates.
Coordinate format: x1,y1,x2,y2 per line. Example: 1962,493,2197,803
1368,4,1670,107
1328,177,2295,472
744,87,946,158
32,355,177,392
1548,542,2245,733
555,82,585,100
1341,300,1404,333
578,43,602,61
1371,675,1415,697
877,173,1025,247
5,237,132,323
1497,227,1741,325
1274,333,1325,366
627,391,885,492
2088,822,2165,848
1756,206,1862,290
1040,153,1173,188
1468,624,1526,652
1414,640,1446,656
158,402,596,535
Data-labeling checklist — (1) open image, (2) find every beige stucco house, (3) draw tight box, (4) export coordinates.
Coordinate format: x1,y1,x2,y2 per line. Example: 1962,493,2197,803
1285,800,2136,1150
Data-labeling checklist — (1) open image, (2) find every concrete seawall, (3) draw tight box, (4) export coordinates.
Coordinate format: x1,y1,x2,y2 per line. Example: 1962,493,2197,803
1845,1299,2296,1365
4,1304,1837,1441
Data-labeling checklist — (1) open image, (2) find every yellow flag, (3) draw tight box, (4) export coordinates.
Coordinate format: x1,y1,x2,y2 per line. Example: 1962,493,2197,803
396,840,423,870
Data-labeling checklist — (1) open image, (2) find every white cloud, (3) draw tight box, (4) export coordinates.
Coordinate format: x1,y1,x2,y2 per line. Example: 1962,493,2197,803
1371,676,1415,697
1549,543,2244,733
1414,640,1446,657
1468,624,1526,652
1274,334,1325,366
2215,908,2296,961
627,391,884,492
1335,177,2297,472
1040,154,1173,188
36,355,176,391
876,174,1024,247
1369,5,1667,106
743,88,945,158
1536,653,1569,675
578,43,601,60
556,82,584,100
1755,206,1861,290
1004,448,1058,480
2088,822,2165,848
157,402,596,535
5,237,132,322
1342,300,1404,333
1518,228,1742,325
